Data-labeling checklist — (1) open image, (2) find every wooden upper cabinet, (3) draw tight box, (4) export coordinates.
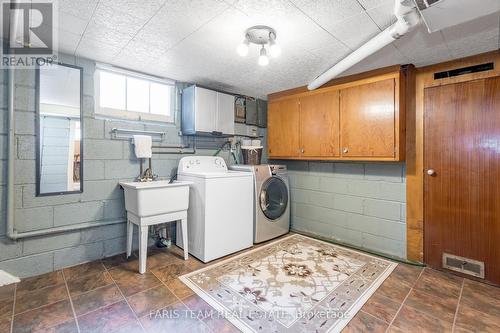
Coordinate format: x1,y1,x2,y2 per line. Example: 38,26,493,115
340,78,396,158
267,98,300,157
267,66,409,161
299,91,340,157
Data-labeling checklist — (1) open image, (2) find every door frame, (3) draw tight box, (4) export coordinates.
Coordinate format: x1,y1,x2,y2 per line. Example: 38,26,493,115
406,50,500,263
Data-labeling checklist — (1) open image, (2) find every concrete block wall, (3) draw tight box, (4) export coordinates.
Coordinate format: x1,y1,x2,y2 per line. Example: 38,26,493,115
274,160,407,259
0,54,260,277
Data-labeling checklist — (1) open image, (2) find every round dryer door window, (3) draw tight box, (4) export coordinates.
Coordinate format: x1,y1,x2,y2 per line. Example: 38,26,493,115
259,176,288,220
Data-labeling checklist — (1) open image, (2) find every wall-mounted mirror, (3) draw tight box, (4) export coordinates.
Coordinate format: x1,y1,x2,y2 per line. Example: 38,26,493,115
36,63,83,196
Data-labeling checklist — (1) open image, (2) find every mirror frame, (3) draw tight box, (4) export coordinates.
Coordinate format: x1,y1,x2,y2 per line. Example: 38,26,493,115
35,62,84,197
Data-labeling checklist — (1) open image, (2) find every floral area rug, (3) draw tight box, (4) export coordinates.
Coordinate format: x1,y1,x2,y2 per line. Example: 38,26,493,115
180,234,396,332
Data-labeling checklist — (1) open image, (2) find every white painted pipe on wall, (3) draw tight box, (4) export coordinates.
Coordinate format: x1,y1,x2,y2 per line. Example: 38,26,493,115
7,69,16,240
6,0,20,241
307,0,420,90
8,219,127,239
9,0,20,49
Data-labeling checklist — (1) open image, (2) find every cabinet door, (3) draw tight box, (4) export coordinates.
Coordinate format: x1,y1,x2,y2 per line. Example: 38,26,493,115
299,91,340,157
340,78,395,158
268,98,300,157
245,98,258,126
216,92,235,134
195,87,217,132
256,99,267,128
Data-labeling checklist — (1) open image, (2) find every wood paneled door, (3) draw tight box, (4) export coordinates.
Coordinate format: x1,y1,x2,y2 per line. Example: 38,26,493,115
424,76,500,285
299,91,340,157
340,78,396,158
267,98,300,157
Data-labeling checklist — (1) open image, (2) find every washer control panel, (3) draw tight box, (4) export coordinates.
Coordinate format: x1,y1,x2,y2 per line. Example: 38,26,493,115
178,156,228,173
270,165,287,175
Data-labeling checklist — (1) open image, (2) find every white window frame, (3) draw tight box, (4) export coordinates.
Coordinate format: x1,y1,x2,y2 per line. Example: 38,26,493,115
94,63,176,123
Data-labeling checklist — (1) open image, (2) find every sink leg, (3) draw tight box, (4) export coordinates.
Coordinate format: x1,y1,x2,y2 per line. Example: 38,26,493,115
181,218,188,260
126,220,133,258
139,225,148,274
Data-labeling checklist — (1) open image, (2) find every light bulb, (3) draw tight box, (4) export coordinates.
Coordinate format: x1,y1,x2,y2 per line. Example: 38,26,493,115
236,39,249,57
258,46,269,66
269,38,281,58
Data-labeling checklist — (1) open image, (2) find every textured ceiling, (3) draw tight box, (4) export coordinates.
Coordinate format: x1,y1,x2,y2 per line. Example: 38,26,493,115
55,0,500,98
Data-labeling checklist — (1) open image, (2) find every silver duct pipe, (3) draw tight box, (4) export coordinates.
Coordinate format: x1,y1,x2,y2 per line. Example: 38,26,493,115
307,0,420,90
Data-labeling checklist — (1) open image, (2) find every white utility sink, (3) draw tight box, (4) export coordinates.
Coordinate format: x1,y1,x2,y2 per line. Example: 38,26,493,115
120,180,192,217
119,180,192,274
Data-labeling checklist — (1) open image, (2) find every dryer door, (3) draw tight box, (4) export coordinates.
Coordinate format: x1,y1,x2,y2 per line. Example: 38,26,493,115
259,176,288,220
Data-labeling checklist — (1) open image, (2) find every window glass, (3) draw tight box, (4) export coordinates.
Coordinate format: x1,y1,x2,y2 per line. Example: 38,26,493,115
99,71,126,110
126,77,149,113
97,68,174,122
150,83,172,116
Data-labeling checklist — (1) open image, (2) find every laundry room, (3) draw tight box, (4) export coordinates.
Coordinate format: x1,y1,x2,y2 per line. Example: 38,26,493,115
0,0,499,332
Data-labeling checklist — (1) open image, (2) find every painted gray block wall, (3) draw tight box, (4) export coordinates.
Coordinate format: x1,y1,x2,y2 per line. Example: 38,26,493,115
273,160,407,259
0,53,261,278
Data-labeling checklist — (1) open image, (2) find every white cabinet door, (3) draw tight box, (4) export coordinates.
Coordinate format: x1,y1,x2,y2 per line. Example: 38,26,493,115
216,92,235,134
195,87,217,132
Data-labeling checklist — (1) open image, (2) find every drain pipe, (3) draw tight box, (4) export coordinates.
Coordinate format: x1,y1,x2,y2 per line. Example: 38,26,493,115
6,68,16,239
307,0,420,90
7,0,19,239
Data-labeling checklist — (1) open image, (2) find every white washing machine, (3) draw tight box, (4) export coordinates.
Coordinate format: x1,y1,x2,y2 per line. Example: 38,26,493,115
177,156,253,262
230,164,290,243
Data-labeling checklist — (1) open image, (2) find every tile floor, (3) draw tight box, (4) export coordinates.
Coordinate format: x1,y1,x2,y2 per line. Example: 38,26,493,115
1,237,499,333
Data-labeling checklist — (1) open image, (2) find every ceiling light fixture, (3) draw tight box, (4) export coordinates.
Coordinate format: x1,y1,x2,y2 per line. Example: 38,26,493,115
258,46,269,66
237,25,280,65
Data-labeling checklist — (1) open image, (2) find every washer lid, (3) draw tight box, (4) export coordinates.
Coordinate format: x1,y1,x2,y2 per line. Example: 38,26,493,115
178,156,228,173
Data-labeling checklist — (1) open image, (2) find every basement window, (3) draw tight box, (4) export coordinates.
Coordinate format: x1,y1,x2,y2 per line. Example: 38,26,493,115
95,64,175,123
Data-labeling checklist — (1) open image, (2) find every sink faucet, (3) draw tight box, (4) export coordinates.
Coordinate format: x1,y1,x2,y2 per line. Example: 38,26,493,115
137,158,158,182
140,167,157,182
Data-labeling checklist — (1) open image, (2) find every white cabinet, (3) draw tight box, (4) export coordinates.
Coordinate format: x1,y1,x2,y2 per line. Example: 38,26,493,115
216,92,235,134
194,87,217,132
182,85,235,135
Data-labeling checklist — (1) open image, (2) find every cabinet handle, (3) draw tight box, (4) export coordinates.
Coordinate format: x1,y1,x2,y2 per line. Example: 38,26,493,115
300,148,304,154
342,147,349,154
